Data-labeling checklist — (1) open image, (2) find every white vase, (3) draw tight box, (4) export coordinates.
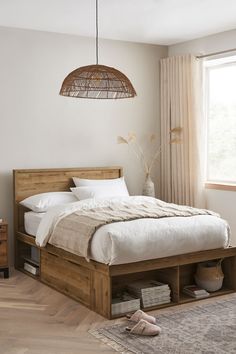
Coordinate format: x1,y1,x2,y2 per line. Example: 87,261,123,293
142,174,155,197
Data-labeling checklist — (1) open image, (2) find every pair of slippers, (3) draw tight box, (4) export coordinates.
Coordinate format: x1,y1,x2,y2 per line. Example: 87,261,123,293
125,310,161,336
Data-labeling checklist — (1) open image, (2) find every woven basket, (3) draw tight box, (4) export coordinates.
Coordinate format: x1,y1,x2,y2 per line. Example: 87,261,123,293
194,260,224,292
60,64,137,99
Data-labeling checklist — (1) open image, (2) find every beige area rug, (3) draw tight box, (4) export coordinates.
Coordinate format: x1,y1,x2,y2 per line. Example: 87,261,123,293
89,294,236,354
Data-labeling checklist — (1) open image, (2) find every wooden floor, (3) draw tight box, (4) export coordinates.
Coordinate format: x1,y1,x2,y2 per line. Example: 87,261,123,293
0,269,120,354
0,269,233,354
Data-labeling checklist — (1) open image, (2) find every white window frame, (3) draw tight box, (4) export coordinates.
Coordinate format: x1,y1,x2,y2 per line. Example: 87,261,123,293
204,57,236,191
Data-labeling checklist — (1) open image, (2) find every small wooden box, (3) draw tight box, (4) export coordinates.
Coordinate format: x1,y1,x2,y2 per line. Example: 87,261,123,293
0,221,9,278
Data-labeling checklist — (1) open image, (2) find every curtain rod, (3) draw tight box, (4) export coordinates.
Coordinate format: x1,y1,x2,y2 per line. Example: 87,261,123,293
197,48,236,59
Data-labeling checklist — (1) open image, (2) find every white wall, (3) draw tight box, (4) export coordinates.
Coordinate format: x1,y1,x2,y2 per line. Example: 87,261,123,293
0,26,167,263
169,29,236,246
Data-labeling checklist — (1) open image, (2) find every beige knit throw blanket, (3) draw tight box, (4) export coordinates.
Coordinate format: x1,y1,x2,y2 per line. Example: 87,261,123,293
49,200,217,261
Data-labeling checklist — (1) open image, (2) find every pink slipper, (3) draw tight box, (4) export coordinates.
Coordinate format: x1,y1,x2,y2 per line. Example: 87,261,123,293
125,319,161,336
126,309,156,324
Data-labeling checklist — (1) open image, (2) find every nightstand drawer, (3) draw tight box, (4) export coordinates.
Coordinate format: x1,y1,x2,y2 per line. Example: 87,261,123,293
0,240,7,266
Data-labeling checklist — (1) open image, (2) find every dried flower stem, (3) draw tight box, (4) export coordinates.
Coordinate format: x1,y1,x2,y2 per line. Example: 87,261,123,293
128,141,149,173
133,141,149,174
117,128,182,176
148,144,163,174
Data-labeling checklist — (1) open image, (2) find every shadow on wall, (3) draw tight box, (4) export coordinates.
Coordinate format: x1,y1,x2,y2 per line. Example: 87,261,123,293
0,171,14,264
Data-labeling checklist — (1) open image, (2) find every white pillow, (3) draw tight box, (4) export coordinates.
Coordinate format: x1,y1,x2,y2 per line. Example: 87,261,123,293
71,184,129,200
72,176,129,197
73,176,126,187
20,192,77,212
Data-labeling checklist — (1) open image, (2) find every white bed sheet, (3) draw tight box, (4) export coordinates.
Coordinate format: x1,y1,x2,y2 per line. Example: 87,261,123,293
24,212,45,237
34,196,230,265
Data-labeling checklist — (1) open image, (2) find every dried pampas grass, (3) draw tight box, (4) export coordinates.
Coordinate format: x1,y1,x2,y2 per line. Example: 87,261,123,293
117,129,182,175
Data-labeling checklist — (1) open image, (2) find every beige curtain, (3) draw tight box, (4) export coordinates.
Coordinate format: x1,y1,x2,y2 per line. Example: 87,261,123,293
160,54,206,208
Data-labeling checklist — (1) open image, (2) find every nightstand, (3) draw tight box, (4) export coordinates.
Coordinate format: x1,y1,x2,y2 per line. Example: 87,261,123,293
0,221,9,278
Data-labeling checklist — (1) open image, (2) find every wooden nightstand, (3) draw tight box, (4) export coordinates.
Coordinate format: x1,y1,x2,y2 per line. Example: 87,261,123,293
0,221,9,278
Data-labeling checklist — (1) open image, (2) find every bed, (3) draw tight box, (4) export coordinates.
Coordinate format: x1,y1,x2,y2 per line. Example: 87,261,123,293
14,167,236,319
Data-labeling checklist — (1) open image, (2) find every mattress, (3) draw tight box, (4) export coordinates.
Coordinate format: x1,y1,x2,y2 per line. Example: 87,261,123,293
32,196,230,266
24,212,45,237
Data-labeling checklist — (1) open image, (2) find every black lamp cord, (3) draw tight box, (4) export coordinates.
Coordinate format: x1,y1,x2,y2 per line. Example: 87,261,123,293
96,0,99,65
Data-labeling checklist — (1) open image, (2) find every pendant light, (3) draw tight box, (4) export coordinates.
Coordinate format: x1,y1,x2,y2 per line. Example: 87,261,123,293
59,0,137,99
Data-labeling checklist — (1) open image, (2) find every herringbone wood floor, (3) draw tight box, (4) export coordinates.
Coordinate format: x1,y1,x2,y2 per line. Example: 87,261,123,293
0,269,120,354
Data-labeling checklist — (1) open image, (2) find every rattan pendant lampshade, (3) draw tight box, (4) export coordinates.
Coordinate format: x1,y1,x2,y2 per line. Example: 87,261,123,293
59,0,136,99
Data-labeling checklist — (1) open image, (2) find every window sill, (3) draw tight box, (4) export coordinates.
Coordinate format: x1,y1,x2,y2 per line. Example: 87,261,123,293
205,182,236,192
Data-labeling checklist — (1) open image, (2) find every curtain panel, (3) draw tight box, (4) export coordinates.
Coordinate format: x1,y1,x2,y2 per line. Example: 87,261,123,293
160,54,205,208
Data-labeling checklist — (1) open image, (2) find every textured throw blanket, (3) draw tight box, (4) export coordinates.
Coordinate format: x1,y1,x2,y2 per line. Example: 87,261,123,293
49,200,218,261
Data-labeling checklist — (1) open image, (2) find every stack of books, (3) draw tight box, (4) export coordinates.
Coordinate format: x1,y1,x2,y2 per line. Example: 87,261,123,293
127,280,171,308
112,292,140,316
183,285,210,298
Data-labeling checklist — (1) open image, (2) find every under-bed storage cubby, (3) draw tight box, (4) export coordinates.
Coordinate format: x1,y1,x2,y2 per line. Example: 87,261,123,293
16,239,40,278
111,266,179,316
179,257,236,304
111,268,178,296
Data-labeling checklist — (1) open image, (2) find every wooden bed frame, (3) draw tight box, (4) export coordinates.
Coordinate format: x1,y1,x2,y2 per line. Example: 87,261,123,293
14,167,236,319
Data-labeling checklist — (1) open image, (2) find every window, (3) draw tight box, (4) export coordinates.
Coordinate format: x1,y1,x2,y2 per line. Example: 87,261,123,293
205,56,236,185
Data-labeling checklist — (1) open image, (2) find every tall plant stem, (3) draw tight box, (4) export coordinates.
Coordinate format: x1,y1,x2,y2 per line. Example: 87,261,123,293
134,142,149,174
148,144,163,173
128,142,148,173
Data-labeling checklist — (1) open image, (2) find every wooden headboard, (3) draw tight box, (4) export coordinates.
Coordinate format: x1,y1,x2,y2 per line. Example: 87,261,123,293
13,166,123,233
13,166,123,202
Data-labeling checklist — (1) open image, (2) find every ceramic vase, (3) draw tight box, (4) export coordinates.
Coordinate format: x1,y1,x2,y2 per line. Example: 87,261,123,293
142,173,155,197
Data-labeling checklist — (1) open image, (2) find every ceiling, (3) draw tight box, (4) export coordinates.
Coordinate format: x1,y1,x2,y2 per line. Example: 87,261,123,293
0,0,236,45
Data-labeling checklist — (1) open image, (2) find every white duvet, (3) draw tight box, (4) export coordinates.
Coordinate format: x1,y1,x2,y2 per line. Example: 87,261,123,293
36,196,230,265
